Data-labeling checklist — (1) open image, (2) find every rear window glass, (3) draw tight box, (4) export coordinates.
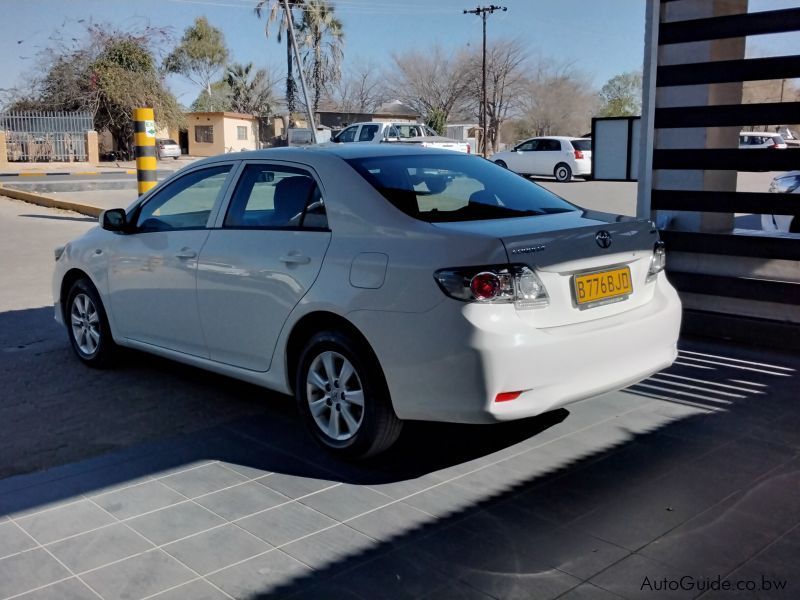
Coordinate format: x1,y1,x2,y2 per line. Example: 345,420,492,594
345,154,577,223
570,139,592,151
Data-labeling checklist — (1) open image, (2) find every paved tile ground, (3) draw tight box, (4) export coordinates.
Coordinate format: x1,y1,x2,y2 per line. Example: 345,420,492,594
0,336,797,600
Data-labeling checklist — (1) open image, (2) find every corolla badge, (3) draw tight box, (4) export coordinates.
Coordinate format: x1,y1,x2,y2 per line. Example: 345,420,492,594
511,245,547,255
595,230,612,249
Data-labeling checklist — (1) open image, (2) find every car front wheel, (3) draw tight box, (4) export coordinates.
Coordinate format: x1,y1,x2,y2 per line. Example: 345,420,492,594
494,160,507,169
296,331,402,459
554,163,572,182
66,278,116,368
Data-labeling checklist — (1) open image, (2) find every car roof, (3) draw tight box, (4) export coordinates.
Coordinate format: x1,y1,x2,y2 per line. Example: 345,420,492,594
186,143,465,169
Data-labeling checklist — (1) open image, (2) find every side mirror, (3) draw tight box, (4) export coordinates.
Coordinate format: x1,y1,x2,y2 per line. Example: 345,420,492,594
100,208,127,232
516,149,523,154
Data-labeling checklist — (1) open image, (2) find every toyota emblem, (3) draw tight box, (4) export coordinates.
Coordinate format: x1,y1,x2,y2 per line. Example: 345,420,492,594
595,230,612,249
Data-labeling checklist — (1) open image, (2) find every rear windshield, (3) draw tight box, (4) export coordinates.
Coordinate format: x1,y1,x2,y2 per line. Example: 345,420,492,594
772,136,785,144
159,139,178,145
345,154,577,222
570,139,592,151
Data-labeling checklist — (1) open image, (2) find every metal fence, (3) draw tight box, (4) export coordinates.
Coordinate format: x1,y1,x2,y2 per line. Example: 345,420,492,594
0,111,94,162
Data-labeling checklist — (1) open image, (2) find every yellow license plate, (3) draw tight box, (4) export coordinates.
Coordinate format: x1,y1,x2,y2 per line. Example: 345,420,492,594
574,267,633,306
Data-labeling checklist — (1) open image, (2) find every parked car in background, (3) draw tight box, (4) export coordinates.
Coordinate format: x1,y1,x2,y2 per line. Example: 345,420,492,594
739,132,787,149
156,139,181,160
53,145,679,458
331,121,470,153
491,137,592,182
762,171,799,233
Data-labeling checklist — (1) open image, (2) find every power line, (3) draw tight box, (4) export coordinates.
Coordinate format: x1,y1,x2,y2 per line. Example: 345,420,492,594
463,5,506,158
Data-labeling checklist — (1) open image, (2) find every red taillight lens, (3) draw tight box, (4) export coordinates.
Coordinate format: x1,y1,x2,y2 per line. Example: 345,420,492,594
495,391,523,402
467,143,471,154
768,143,777,148
470,272,501,300
574,149,584,159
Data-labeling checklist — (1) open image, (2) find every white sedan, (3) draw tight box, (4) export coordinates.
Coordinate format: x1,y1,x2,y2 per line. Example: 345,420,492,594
53,145,681,458
491,137,592,181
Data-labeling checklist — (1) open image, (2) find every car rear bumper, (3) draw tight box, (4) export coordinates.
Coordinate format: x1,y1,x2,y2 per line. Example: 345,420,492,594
350,274,681,424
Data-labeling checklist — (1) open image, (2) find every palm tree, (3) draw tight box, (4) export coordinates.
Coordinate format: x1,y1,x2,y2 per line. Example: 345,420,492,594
225,62,276,116
254,0,304,121
295,0,344,113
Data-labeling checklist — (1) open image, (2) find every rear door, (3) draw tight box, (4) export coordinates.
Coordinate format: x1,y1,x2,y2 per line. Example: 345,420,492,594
533,139,563,175
197,161,331,371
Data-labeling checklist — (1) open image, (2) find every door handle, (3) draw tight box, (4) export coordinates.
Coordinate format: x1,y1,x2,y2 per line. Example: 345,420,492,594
279,253,311,265
175,248,197,259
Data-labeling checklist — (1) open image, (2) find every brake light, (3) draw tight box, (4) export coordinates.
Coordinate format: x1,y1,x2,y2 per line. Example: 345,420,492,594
574,149,584,159
434,265,549,309
470,272,501,299
467,143,471,154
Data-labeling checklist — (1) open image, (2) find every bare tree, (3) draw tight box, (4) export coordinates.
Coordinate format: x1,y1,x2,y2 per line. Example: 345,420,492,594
385,45,470,125
514,58,598,140
327,60,385,114
460,37,528,154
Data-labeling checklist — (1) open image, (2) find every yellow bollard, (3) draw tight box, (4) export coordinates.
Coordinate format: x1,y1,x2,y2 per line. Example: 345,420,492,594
133,108,157,195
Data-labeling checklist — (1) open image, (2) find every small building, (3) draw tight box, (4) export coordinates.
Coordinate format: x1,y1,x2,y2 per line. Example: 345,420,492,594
372,100,420,123
186,112,259,157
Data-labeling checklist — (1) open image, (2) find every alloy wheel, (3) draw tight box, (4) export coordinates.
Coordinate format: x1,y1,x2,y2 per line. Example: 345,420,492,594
306,351,364,441
70,293,101,356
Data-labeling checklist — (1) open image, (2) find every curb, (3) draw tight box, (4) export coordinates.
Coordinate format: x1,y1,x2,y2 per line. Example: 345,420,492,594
0,170,137,178
0,185,102,218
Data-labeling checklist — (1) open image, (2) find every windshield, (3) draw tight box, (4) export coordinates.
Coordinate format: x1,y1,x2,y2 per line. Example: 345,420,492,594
345,154,578,222
571,139,592,151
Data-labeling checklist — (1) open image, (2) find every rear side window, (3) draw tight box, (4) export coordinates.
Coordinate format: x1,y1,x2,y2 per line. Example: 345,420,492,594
570,139,592,151
359,124,380,141
224,164,327,229
538,139,561,151
346,154,576,223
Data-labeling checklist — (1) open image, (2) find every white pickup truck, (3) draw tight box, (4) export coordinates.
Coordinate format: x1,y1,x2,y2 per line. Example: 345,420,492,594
330,122,471,153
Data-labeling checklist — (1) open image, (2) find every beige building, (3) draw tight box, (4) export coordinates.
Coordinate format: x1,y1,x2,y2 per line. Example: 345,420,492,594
187,112,259,157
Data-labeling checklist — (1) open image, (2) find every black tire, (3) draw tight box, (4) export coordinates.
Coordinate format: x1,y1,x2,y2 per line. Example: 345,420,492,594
173,156,179,160
295,330,402,459
554,163,572,182
494,160,507,169
65,278,117,368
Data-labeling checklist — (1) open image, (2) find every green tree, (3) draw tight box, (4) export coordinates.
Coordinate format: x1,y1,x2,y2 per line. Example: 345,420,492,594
255,0,305,122
225,62,277,116
165,17,229,109
426,108,447,135
599,71,642,117
295,0,344,113
18,23,183,158
191,80,233,112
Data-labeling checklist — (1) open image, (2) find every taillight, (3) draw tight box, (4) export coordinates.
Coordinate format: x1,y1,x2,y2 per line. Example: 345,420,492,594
647,240,666,282
574,149,584,159
466,143,471,154
434,265,549,309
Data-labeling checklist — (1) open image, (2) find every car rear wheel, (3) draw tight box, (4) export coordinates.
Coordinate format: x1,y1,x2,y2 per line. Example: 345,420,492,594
494,160,507,169
173,156,179,160
66,278,116,368
554,163,572,182
296,330,402,459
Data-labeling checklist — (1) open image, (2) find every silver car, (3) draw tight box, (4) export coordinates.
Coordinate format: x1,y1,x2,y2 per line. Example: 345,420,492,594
157,139,181,160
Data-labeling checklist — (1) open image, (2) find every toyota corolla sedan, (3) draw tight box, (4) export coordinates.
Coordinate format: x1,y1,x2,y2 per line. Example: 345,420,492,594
53,145,681,458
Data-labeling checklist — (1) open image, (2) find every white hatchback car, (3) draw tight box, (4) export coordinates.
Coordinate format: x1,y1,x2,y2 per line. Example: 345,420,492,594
156,139,181,160
53,146,681,458
491,137,592,181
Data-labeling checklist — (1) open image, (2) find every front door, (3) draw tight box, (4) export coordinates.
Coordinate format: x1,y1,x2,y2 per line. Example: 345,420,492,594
106,164,234,357
197,162,331,371
509,139,538,173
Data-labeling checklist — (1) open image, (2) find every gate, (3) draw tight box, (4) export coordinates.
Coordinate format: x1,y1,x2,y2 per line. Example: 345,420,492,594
0,111,94,162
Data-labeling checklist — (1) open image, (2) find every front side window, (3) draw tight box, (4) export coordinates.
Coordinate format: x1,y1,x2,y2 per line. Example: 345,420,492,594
346,154,576,223
358,124,380,141
224,164,327,229
136,165,232,232
195,125,214,143
517,140,537,151
237,126,248,140
338,126,357,143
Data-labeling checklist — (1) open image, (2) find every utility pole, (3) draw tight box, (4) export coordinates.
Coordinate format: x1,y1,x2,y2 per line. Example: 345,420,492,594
282,0,317,143
464,4,506,158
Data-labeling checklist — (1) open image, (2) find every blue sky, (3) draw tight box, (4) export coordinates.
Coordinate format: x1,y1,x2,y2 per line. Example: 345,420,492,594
0,0,796,107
